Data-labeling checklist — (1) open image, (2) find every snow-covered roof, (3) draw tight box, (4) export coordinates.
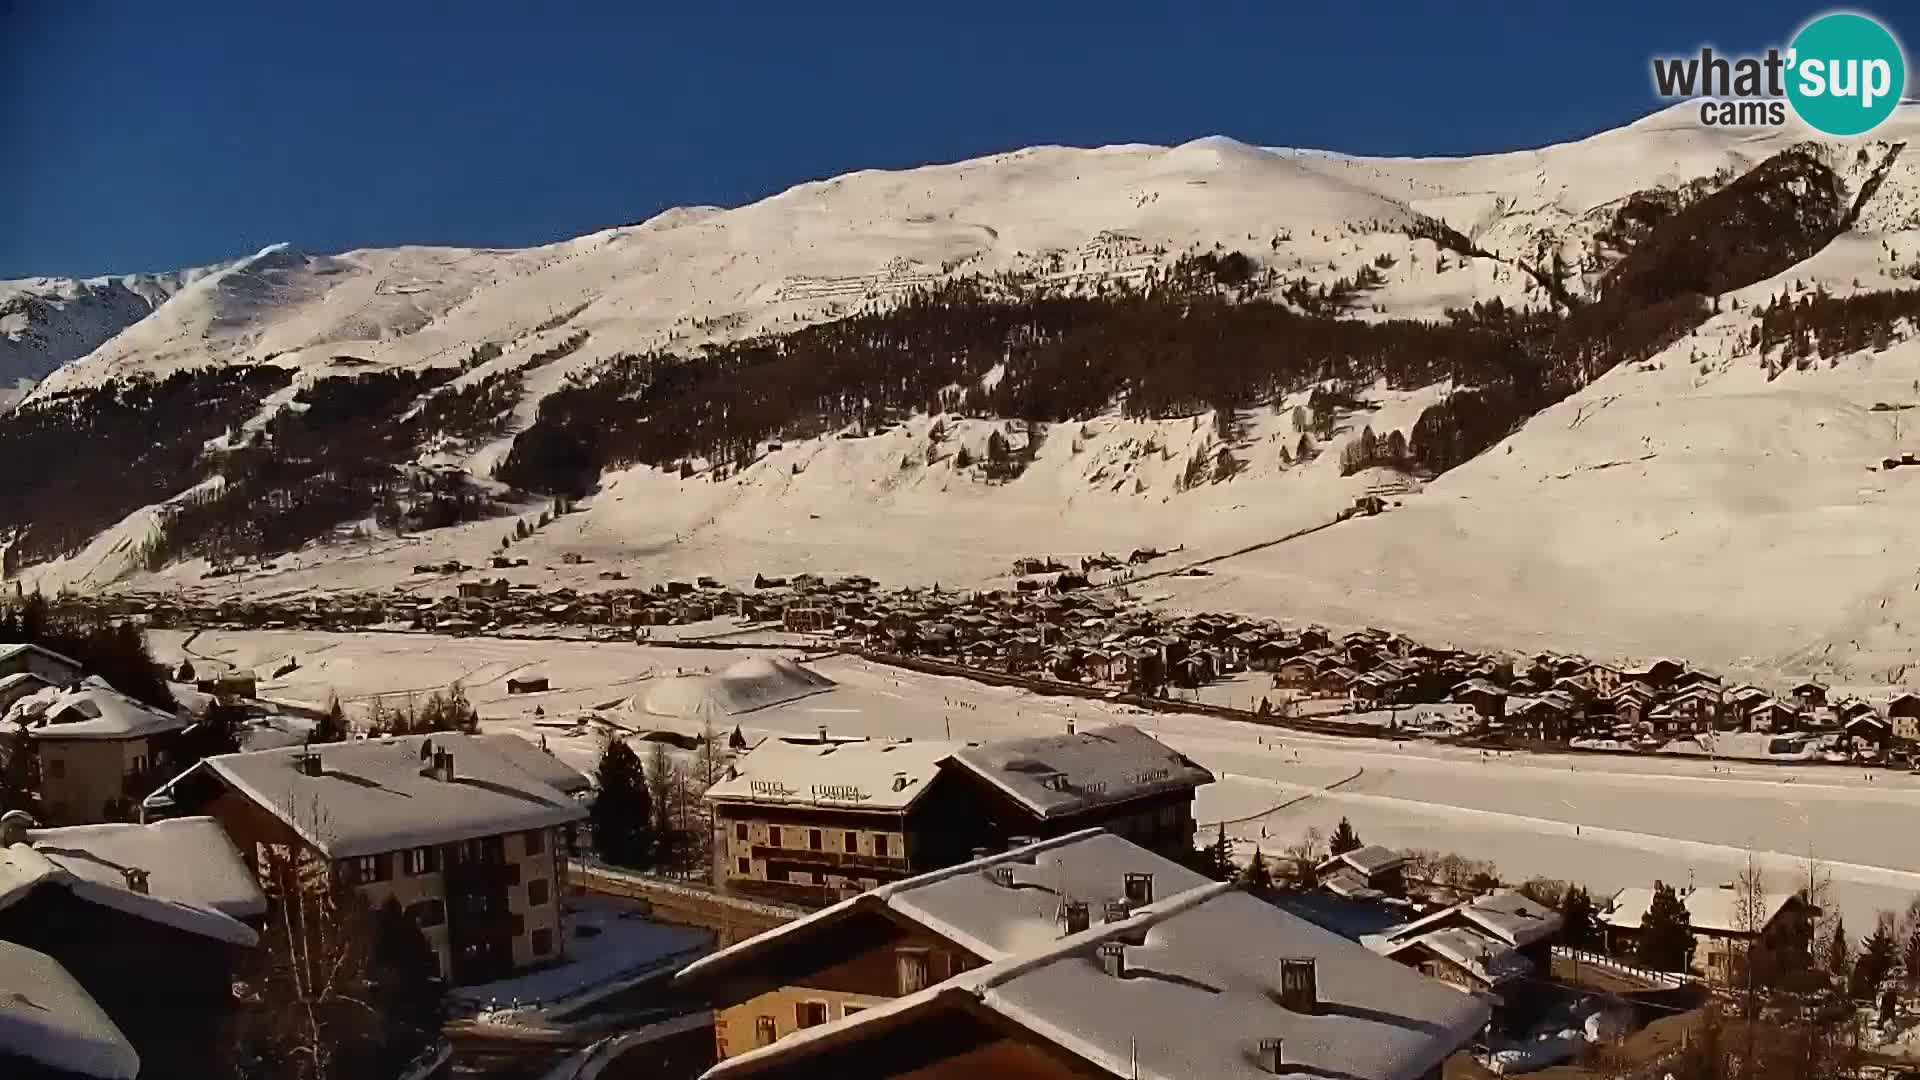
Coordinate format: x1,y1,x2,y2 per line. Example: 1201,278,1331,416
1379,891,1562,950
0,643,83,676
636,655,836,722
191,732,588,859
13,680,187,741
27,817,267,919
1606,884,1802,934
702,867,1488,1080
1317,844,1405,877
0,843,256,947
1379,927,1531,987
947,724,1213,820
471,732,592,796
0,941,139,1079
703,736,954,812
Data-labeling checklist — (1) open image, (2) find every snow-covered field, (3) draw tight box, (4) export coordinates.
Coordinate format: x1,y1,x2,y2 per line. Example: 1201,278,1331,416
152,629,1920,930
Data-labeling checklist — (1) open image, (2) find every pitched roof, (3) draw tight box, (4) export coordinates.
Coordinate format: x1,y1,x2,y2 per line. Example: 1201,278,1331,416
0,643,83,676
26,817,267,919
702,737,954,812
1377,891,1563,950
0,844,256,947
947,724,1213,820
0,941,139,1079
699,852,1489,1080
1317,844,1406,877
469,732,593,796
1607,884,1803,935
181,733,587,860
1379,928,1530,988
12,681,187,741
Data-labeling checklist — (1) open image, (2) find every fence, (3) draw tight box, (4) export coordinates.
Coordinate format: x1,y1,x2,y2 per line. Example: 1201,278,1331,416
1554,945,1697,989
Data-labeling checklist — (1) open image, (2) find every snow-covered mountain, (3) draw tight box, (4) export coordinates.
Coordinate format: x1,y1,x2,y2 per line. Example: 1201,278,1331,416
16,103,1920,682
0,266,218,397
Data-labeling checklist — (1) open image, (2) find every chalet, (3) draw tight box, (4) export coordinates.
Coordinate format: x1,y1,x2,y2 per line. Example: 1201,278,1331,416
1890,692,1920,742
1318,665,1359,696
1314,845,1407,899
141,733,588,985
9,681,190,825
1273,656,1319,690
195,671,258,699
457,578,511,602
1510,691,1577,742
1604,883,1815,985
1366,891,1563,1004
783,605,834,634
1251,639,1295,671
1746,698,1800,734
1622,659,1684,690
941,724,1213,863
0,941,139,1080
1349,671,1394,706
1609,683,1656,729
1844,714,1892,753
1790,680,1829,708
676,831,1490,1080
506,674,549,694
0,825,257,1080
0,670,56,713
0,643,83,686
1449,678,1508,722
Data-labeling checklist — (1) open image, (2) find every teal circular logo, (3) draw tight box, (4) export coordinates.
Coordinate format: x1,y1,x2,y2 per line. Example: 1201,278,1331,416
1787,13,1906,136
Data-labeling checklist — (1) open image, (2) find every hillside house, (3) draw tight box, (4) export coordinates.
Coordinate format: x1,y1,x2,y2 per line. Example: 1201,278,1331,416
1890,692,1920,743
1449,679,1508,722
0,643,83,687
676,831,1490,1079
1315,845,1408,899
10,681,190,825
142,733,588,985
1790,681,1829,708
1367,891,1562,1016
1604,883,1816,985
1510,692,1577,742
457,578,511,602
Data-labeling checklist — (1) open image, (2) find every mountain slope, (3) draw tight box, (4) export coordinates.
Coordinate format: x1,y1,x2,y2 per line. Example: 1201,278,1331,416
0,266,211,395
16,105,1920,684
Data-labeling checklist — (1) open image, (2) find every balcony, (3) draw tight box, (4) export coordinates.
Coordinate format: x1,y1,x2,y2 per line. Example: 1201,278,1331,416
751,845,908,871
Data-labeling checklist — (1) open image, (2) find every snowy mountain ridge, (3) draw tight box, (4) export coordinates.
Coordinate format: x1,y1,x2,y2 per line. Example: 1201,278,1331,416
18,104,1920,682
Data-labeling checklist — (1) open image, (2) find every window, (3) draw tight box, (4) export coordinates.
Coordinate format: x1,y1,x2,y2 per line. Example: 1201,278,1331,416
844,831,859,852
874,834,890,857
736,857,750,876
46,759,64,779
755,1016,777,1047
406,899,446,928
405,846,438,875
528,879,550,907
735,822,749,841
767,866,787,883
128,754,147,775
531,928,554,956
809,829,823,851
796,1002,828,1029
352,855,390,884
524,829,546,856
768,826,782,848
896,948,930,994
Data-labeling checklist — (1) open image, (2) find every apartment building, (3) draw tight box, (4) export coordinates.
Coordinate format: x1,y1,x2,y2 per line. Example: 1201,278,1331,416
10,680,189,825
143,732,588,985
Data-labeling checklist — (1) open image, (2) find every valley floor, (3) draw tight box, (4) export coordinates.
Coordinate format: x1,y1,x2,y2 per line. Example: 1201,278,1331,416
153,629,1920,931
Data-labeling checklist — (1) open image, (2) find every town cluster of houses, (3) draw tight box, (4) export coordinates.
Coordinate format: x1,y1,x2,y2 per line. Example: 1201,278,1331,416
0,641,594,1080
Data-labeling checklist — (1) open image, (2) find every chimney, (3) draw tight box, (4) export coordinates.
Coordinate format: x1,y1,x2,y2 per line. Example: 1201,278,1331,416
1257,1037,1288,1074
1277,958,1319,1013
1066,718,1076,735
1123,872,1154,907
891,772,909,792
1008,835,1037,851
298,751,324,777
989,866,1016,887
1059,899,1090,934
817,725,829,744
122,868,150,895
432,748,455,782
1103,899,1132,924
971,845,996,861
1097,941,1126,978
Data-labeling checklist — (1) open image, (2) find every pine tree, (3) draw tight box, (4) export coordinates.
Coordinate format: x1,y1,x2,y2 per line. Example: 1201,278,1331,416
1638,881,1695,973
1902,923,1920,990
1205,823,1234,880
1853,916,1897,1000
1241,847,1273,891
1329,817,1363,856
1829,915,1851,980
0,726,38,814
313,695,349,743
1559,885,1599,949
590,739,654,868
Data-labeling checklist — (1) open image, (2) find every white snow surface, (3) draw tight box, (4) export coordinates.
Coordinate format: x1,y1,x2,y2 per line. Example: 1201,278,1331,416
26,816,268,918
0,940,139,1079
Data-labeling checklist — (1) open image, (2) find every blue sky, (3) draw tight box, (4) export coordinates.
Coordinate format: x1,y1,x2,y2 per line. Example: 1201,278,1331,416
3,1,1913,278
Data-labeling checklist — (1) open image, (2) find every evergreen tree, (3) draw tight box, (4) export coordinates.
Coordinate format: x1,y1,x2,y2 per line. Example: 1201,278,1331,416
312,695,349,744
1207,823,1234,880
590,739,654,868
1829,915,1851,980
0,726,38,814
1241,847,1273,891
1638,881,1695,973
728,724,747,751
1329,817,1363,856
1903,922,1920,991
1853,917,1897,1000
1559,885,1599,949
